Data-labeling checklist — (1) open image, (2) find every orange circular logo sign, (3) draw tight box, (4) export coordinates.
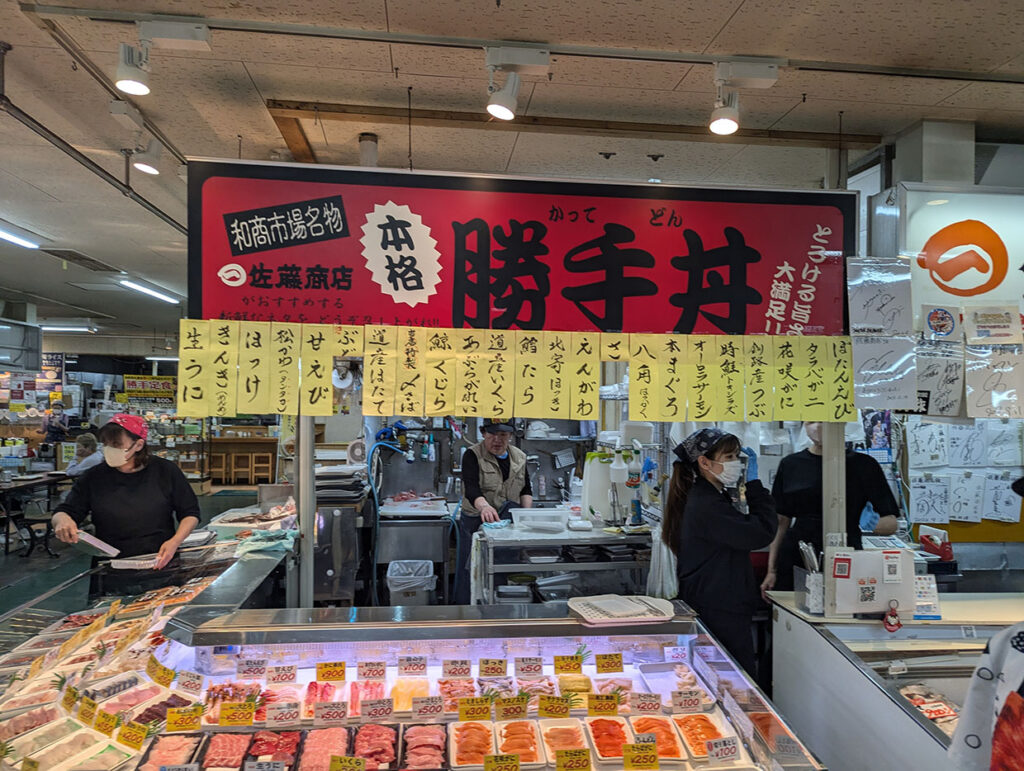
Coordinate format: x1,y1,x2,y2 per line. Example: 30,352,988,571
916,219,1008,297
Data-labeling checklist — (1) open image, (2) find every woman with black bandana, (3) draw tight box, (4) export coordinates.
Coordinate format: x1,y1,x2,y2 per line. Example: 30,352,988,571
663,428,777,674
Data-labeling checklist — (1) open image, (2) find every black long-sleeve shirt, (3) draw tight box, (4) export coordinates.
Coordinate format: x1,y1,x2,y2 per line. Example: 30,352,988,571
675,478,777,616
461,450,532,507
56,457,200,557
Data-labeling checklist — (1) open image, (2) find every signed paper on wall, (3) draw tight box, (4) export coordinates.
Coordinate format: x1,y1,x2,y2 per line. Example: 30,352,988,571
847,257,912,336
852,336,917,409
964,345,1024,419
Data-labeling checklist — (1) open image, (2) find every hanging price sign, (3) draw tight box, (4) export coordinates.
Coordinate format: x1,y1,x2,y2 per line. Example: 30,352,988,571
78,696,98,726
514,657,543,677
328,758,366,771
116,720,149,751
458,696,492,721
314,701,349,726
219,701,256,727
706,737,740,762
442,659,472,678
494,696,529,721
267,665,297,684
629,693,663,715
398,656,427,676
236,658,269,679
93,710,118,737
555,749,591,771
317,661,347,681
623,743,659,769
671,690,703,714
267,701,302,727
176,670,204,696
146,654,176,687
360,698,394,722
357,661,387,680
61,685,79,712
479,658,508,677
595,653,623,673
538,695,571,718
167,705,203,733
553,655,583,674
483,754,520,771
412,695,445,720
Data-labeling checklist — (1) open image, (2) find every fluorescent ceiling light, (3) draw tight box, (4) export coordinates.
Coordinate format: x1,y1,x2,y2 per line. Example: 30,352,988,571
119,279,180,304
487,72,521,121
926,199,949,206
145,356,179,361
0,226,40,249
41,325,96,333
116,42,150,95
132,139,162,175
648,178,662,184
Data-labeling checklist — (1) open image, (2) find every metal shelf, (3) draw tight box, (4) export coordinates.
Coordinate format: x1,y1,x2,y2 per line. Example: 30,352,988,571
491,560,647,574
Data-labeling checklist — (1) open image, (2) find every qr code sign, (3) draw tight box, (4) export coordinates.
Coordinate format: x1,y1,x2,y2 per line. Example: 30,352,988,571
886,562,898,576
859,585,876,603
835,561,850,578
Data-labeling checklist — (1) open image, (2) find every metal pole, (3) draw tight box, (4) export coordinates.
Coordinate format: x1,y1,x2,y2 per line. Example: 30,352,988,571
297,415,316,606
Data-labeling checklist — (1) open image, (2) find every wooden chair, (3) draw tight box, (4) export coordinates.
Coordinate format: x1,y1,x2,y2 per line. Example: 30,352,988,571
209,453,228,483
252,453,274,484
229,453,254,485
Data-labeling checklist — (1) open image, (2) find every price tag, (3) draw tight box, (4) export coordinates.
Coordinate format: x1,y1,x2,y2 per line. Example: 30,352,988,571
167,705,202,733
458,696,492,721
27,655,44,681
267,701,302,727
314,701,350,726
514,657,543,677
706,736,740,762
93,709,118,737
104,599,123,621
263,664,296,684
357,661,387,680
21,759,39,771
722,691,753,741
78,696,98,726
671,690,703,714
146,654,176,687
483,754,520,771
176,670,204,695
538,694,571,718
412,696,445,720
317,661,347,681
961,625,978,639
116,720,148,751
329,758,366,771
554,655,583,674
919,701,958,720
662,646,688,663
236,658,269,679
775,734,805,758
629,692,662,715
398,656,427,676
623,743,659,769
479,658,508,677
360,698,394,722
442,659,472,678
595,653,623,673
587,694,619,716
156,765,197,771
245,763,285,771
555,748,591,771
494,696,529,721
219,701,256,727
635,733,657,744
61,685,79,712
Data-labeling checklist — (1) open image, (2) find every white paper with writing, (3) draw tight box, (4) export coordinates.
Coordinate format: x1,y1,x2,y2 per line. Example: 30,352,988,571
965,345,1024,418
949,471,985,523
847,257,912,336
910,475,951,524
983,420,1024,466
915,341,964,417
947,423,988,467
852,335,917,409
983,472,1023,523
906,419,948,468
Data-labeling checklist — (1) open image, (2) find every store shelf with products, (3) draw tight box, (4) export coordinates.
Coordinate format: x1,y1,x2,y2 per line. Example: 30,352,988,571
769,591,1024,771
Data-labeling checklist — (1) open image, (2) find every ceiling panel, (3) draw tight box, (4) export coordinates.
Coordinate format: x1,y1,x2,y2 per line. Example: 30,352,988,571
55,0,387,27
710,146,829,189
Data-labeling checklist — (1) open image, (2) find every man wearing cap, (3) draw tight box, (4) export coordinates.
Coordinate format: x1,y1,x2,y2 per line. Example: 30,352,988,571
38,400,70,443
456,419,533,603
51,413,200,568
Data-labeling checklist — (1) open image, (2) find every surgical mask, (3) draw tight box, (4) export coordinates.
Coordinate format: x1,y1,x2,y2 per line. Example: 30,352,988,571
713,459,743,487
103,445,133,467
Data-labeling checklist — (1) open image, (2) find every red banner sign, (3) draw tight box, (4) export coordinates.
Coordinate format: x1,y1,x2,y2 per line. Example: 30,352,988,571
189,161,854,334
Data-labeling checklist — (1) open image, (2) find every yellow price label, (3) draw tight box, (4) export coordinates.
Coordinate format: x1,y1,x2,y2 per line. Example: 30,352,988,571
317,661,347,681
166,705,202,733
479,658,508,677
27,655,44,680
21,759,39,771
60,685,79,712
329,756,367,771
595,653,623,673
494,696,529,722
587,694,619,716
146,653,176,687
116,720,148,751
105,599,122,620
623,743,659,770
218,701,256,727
484,754,521,771
538,695,572,718
93,709,118,737
78,696,98,726
458,696,492,721
554,655,583,674
555,748,592,771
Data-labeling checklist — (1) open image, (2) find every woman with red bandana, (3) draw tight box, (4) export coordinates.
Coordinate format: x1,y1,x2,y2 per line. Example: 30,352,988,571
51,413,199,568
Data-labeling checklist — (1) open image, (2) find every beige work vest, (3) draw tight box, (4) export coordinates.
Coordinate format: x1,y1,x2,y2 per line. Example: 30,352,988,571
461,442,527,517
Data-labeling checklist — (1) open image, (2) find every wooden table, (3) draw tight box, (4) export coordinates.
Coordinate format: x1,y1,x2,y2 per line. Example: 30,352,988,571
0,474,70,556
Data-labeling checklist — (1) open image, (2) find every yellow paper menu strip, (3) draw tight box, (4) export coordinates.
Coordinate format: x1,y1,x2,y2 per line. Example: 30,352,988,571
455,329,486,417
481,330,514,418
424,328,456,416
363,325,398,416
628,334,660,422
799,336,830,422
570,332,600,420
513,330,546,419
771,336,801,420
209,319,240,418
743,336,772,421
300,324,335,416
684,336,713,421
657,334,685,422
826,336,856,421
270,322,301,415
237,321,272,414
544,331,571,419
395,326,427,417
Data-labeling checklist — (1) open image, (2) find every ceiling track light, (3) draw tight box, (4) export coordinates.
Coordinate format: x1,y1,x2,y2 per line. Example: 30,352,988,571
116,41,150,95
487,71,521,120
709,85,740,135
707,61,778,136
483,46,549,122
132,138,162,175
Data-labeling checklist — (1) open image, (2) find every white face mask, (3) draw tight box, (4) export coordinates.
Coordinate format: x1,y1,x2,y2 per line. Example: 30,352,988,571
103,445,133,467
713,459,743,487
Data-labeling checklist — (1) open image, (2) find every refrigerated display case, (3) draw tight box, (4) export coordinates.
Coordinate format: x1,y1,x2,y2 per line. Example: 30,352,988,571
771,591,1024,771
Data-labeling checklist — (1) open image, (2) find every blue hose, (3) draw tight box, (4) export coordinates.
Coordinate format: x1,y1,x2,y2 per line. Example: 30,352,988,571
367,441,401,606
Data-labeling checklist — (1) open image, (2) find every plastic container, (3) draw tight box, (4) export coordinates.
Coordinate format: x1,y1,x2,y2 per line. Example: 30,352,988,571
387,560,437,606
510,508,571,532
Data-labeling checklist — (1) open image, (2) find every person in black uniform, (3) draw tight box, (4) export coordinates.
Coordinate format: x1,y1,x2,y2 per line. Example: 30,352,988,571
762,420,900,595
51,413,199,568
664,427,777,675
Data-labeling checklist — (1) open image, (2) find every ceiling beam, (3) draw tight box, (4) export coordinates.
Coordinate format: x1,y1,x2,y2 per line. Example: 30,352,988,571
271,114,317,163
267,99,881,150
